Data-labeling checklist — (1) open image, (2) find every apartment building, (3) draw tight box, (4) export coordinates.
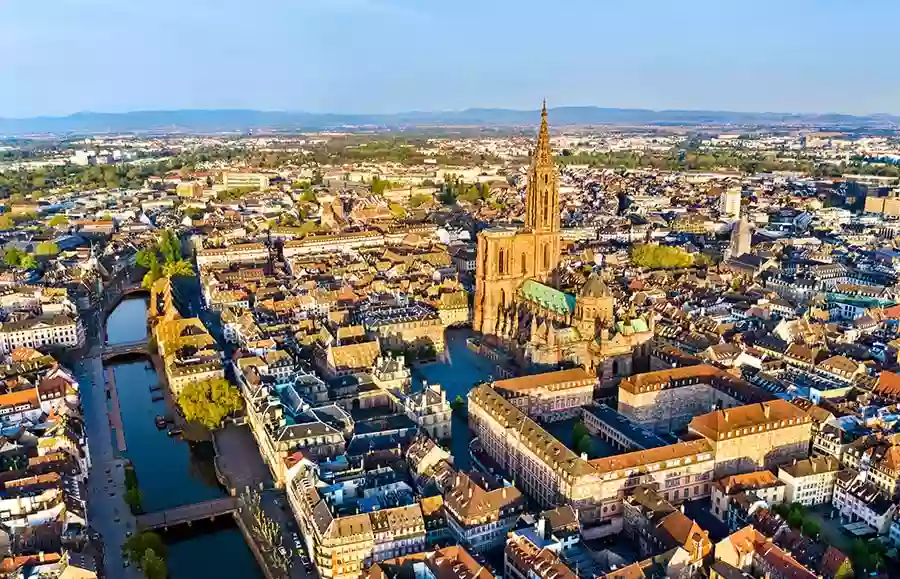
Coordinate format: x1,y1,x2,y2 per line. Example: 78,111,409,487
832,469,897,535
222,171,270,190
283,231,385,258
711,470,786,522
287,467,433,579
777,455,840,506
622,486,712,579
0,315,84,354
839,434,900,498
491,367,596,423
196,242,268,267
617,364,775,434
443,471,525,553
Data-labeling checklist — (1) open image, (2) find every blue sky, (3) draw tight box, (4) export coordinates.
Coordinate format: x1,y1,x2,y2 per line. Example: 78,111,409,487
2,0,898,117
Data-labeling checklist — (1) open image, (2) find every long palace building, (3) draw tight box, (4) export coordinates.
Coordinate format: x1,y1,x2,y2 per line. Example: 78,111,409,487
468,364,812,537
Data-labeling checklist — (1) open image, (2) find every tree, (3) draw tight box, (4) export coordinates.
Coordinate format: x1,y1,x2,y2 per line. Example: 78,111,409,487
176,378,243,430
409,193,432,208
3,247,24,267
35,241,60,257
124,487,143,513
571,421,592,456
162,260,193,279
157,230,182,264
123,532,167,565
388,202,407,219
631,244,694,269
141,548,167,579
0,215,13,229
801,518,819,538
48,214,69,227
19,255,38,270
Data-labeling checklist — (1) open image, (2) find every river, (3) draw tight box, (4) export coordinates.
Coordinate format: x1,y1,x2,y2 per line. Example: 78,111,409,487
104,296,263,579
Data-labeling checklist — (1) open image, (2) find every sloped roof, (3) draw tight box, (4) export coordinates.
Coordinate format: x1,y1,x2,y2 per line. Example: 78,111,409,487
518,279,575,315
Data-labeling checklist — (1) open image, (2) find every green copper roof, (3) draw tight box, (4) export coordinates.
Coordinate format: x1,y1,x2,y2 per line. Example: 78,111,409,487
518,279,575,315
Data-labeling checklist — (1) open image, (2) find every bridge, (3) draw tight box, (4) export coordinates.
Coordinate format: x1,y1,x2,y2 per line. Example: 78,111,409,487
99,339,151,361
136,496,239,530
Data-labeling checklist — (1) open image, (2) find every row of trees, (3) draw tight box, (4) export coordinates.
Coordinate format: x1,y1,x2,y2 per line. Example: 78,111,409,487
123,531,167,579
123,464,143,515
176,377,243,430
243,490,292,574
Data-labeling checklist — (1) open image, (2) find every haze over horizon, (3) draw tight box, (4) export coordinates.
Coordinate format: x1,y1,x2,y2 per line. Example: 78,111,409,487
3,0,900,118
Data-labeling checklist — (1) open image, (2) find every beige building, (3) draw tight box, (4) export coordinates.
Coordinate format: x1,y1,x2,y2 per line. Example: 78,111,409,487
490,367,596,422
468,383,715,537
196,242,268,267
222,171,270,190
617,364,775,434
443,471,525,553
689,400,812,477
287,468,428,579
777,455,840,506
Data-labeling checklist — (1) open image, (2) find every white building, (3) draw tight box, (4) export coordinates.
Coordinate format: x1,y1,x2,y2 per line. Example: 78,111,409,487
777,455,840,506
720,187,741,219
832,469,897,535
0,315,84,354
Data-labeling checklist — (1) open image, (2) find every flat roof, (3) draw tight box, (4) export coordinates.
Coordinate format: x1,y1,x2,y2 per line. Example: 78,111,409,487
583,404,669,450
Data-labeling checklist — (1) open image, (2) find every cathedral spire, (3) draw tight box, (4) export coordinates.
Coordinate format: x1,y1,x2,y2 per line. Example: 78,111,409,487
525,101,560,233
535,100,552,166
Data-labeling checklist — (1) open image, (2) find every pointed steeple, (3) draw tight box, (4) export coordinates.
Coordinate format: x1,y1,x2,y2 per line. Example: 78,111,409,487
535,99,552,166
525,100,560,232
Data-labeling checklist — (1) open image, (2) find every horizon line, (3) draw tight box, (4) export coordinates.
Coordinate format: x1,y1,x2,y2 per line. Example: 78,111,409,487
2,104,898,121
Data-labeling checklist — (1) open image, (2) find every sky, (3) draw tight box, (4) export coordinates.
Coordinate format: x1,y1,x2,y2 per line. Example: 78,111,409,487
2,0,899,117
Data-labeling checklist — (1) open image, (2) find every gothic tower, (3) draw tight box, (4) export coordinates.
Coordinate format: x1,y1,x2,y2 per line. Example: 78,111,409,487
525,101,560,234
473,103,563,337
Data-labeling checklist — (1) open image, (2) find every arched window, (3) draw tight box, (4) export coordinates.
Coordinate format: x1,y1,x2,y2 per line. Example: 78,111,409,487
498,248,506,275
521,253,527,276
499,288,506,310
543,244,550,270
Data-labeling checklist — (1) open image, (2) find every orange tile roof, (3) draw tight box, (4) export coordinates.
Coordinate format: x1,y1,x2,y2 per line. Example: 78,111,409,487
875,370,900,399
588,439,713,474
689,400,809,441
491,367,594,393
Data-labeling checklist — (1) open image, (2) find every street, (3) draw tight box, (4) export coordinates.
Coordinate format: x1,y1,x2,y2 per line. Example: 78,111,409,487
258,490,317,579
75,354,142,579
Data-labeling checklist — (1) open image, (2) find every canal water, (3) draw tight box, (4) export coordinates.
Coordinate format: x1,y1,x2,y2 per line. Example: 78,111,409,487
104,297,263,579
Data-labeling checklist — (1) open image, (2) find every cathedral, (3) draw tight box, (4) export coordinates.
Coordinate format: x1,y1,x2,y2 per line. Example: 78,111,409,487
473,103,653,383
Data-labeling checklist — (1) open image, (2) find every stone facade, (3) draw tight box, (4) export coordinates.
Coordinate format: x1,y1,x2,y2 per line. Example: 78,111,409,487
617,364,776,435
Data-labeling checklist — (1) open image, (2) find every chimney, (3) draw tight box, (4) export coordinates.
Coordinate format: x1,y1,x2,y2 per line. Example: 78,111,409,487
763,403,771,419
502,488,507,499
580,452,588,460
724,411,730,422
813,461,817,473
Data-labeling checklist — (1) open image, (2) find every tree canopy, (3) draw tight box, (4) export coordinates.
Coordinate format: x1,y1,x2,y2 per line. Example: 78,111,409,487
124,531,167,568
34,241,60,257
176,377,243,430
3,247,24,267
48,214,69,227
631,244,694,269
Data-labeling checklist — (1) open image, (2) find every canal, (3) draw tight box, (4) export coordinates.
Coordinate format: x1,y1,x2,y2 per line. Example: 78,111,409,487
104,296,264,579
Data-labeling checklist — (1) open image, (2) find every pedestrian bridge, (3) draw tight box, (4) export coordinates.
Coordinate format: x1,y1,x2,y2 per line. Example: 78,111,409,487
136,496,239,530
101,339,150,361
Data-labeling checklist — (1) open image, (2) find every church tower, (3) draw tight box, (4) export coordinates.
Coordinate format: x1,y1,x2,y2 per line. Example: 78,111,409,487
473,102,563,337
525,101,561,234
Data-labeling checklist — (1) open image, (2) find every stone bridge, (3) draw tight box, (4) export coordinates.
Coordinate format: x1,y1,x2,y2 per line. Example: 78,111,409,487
135,496,239,530
98,339,151,361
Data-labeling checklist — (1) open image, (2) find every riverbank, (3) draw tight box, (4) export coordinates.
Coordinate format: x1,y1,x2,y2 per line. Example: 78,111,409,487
103,296,264,578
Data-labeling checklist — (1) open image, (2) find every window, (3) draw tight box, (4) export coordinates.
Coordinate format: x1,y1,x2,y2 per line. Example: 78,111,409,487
498,248,506,275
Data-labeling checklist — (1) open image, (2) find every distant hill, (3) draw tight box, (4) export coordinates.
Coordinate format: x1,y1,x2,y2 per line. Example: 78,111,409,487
1,107,898,136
